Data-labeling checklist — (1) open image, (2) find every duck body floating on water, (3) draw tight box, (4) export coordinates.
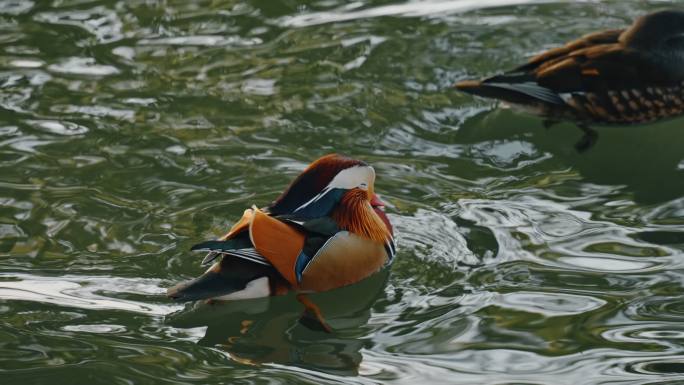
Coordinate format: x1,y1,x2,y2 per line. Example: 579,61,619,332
167,154,395,332
455,9,684,150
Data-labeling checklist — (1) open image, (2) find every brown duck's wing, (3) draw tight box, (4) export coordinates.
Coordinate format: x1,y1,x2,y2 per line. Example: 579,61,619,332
520,25,683,93
532,44,674,92
479,47,656,95
458,29,651,99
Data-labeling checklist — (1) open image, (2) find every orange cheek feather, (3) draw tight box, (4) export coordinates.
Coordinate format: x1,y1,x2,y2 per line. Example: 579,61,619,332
332,189,390,244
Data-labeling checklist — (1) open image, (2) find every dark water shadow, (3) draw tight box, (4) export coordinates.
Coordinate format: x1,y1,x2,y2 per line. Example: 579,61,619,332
459,109,684,205
166,269,389,376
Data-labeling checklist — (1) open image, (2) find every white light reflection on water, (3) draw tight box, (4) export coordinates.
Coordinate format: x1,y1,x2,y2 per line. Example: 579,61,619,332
455,195,684,271
0,274,182,316
278,0,592,27
358,348,684,384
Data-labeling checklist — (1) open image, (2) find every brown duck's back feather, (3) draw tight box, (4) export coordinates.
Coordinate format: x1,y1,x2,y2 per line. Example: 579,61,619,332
518,29,624,73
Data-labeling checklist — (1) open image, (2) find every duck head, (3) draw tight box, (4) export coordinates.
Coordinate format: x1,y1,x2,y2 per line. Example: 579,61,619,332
621,9,684,50
620,10,684,78
268,153,392,242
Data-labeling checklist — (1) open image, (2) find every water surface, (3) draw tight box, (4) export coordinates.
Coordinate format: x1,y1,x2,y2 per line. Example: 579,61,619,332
1,1,684,384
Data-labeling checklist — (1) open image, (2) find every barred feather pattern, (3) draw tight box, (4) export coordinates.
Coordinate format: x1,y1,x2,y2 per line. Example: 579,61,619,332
332,189,390,244
563,82,684,124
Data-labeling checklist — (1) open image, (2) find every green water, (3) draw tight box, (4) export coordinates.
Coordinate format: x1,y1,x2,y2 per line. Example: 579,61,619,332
1,0,684,384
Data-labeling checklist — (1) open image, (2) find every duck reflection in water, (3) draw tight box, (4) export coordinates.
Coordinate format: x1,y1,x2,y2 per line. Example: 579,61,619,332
167,269,389,376
458,104,684,205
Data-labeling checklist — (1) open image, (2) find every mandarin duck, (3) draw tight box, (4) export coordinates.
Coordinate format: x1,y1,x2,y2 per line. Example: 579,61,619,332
167,154,395,332
455,9,684,151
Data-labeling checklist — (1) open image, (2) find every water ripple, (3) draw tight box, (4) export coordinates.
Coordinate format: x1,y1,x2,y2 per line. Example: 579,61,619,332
1,1,683,384
138,35,262,47
0,274,181,316
47,57,120,76
27,120,89,136
393,209,479,266
61,324,127,334
34,6,124,44
496,291,606,316
0,0,34,16
278,0,574,27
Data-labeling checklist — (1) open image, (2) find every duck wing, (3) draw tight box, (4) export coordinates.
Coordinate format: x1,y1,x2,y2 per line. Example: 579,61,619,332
517,29,624,73
456,29,625,104
190,209,339,286
170,210,330,301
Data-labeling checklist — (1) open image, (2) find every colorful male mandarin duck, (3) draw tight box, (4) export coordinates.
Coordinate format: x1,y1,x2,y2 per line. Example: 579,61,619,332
167,154,395,331
455,9,684,150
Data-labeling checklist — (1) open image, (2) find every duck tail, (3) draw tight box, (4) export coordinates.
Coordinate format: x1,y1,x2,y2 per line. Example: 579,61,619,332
454,79,527,103
455,76,565,106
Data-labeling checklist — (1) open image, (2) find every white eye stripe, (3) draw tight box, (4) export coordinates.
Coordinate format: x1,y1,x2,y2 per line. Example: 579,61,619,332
294,186,333,212
293,165,375,213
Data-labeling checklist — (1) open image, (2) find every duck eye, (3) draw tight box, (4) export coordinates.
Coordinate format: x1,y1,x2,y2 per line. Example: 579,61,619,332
359,182,368,189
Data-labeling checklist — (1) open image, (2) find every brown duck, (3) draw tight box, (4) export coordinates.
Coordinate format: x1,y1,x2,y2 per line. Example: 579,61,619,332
455,9,684,150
